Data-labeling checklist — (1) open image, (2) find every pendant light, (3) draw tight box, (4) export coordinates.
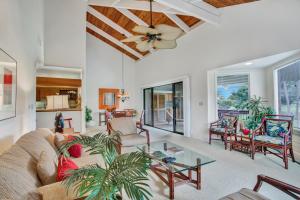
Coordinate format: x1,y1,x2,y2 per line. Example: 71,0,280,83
118,46,130,102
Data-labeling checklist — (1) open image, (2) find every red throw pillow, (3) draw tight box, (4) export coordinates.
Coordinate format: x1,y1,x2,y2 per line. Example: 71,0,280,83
56,156,78,182
243,129,250,135
67,135,82,158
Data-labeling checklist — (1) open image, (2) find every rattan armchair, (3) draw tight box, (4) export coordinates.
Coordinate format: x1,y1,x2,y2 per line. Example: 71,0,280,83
251,114,295,169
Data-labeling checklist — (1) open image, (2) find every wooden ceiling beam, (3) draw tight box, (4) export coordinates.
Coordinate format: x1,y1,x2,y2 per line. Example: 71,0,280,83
88,0,187,15
88,6,132,37
87,22,143,59
87,28,139,60
155,0,220,25
116,8,148,26
164,13,191,32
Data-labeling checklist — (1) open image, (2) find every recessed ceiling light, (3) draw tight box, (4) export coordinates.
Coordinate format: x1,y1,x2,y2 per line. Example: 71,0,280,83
245,62,253,66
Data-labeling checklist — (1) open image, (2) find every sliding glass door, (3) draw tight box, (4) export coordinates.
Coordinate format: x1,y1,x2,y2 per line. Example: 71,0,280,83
143,82,184,134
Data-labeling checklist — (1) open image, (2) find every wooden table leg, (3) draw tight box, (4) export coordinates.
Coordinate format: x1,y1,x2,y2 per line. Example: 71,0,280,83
168,169,175,200
196,158,201,190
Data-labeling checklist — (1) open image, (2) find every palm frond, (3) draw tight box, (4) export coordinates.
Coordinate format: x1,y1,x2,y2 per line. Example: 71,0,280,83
58,130,121,164
63,151,152,200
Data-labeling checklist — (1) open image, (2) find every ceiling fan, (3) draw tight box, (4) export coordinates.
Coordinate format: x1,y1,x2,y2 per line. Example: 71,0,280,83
121,0,183,52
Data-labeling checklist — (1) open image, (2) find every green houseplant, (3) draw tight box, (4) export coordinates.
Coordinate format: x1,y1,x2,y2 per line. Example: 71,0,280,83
85,106,93,123
59,131,152,200
239,96,274,130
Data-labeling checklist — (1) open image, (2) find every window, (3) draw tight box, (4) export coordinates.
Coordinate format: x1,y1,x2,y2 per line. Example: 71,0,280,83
216,74,249,111
277,60,300,129
143,82,184,134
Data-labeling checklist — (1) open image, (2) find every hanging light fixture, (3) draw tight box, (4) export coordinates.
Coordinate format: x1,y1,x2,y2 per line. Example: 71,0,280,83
121,0,183,52
118,46,130,102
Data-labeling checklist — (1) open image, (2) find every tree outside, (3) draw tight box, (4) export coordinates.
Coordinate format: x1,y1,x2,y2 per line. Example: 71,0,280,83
217,85,249,110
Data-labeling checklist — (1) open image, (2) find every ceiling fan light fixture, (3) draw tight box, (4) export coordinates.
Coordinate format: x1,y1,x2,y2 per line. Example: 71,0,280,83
121,0,183,52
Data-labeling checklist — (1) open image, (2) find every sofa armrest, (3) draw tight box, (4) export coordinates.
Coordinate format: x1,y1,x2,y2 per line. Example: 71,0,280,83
37,181,78,200
72,154,105,168
253,174,300,199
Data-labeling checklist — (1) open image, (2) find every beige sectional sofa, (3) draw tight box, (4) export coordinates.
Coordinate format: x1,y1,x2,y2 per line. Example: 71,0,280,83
0,128,101,200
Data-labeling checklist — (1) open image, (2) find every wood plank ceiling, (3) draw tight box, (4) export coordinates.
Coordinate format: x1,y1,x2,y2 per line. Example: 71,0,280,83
87,0,257,61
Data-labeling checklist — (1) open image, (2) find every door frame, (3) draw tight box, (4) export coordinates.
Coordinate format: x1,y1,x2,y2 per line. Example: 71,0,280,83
141,76,191,137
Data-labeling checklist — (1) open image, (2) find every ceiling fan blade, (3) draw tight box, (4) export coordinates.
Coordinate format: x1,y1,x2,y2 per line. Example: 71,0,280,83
133,25,159,35
155,24,183,40
153,40,177,49
121,35,144,43
136,40,153,52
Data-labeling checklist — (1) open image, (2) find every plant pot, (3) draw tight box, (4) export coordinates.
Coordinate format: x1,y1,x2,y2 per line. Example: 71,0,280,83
86,120,96,128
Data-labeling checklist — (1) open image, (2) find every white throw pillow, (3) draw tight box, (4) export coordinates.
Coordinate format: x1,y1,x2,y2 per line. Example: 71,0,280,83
54,133,65,149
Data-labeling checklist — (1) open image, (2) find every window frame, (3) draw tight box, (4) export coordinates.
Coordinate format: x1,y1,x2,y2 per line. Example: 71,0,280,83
215,72,251,117
274,59,300,131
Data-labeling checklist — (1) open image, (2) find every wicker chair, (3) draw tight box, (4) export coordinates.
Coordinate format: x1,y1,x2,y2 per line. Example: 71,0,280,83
220,174,300,200
209,114,238,149
251,114,295,169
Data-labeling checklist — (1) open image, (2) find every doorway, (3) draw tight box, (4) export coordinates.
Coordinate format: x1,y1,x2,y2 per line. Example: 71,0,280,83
143,82,184,134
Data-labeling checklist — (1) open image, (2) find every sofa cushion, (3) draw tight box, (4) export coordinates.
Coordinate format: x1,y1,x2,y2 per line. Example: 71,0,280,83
211,127,236,134
219,188,270,200
121,134,148,147
54,133,66,149
16,129,58,166
266,120,289,137
37,151,57,185
254,135,288,145
111,117,137,135
0,145,42,200
220,116,236,128
72,154,106,168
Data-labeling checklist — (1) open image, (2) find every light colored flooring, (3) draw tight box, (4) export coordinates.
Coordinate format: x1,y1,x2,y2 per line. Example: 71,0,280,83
130,126,300,200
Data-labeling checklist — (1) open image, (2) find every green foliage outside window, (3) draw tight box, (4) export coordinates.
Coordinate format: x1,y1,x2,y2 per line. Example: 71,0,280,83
218,86,249,110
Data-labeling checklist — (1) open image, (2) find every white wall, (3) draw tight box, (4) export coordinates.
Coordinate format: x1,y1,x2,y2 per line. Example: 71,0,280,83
44,0,87,131
86,34,137,121
0,0,44,153
135,0,300,140
36,111,82,132
44,0,87,68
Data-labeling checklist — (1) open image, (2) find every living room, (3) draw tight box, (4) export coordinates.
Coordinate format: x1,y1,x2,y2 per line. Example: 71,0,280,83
0,0,300,199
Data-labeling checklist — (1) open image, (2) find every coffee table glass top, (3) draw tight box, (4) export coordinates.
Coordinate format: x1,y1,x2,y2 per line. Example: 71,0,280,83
137,140,216,172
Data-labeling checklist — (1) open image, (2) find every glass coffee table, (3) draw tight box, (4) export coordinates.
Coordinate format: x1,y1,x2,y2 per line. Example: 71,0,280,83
137,141,216,200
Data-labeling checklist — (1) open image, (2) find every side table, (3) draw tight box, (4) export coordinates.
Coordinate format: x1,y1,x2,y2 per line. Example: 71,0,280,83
230,132,252,156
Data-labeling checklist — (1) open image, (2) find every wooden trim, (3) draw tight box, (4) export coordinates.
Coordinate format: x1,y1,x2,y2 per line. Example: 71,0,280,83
155,0,220,25
164,13,190,32
88,0,187,15
87,28,140,61
116,8,148,26
99,88,120,110
36,77,81,87
87,21,143,59
88,6,132,37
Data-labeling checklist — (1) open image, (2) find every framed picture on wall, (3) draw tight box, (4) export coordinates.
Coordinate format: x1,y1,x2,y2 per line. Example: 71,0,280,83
0,48,17,121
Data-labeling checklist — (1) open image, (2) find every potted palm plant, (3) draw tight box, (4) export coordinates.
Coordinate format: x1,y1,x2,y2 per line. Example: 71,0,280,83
59,131,152,200
239,96,274,131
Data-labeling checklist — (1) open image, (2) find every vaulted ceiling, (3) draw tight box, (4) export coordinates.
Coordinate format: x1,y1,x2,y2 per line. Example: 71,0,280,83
87,0,257,61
